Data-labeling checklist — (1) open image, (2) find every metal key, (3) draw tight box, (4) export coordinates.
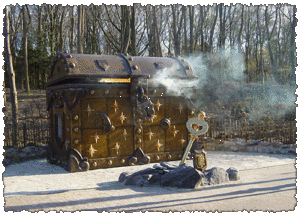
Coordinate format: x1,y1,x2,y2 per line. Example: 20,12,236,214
180,116,208,165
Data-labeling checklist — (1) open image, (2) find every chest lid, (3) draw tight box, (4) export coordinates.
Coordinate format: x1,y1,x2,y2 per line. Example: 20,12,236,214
46,51,196,87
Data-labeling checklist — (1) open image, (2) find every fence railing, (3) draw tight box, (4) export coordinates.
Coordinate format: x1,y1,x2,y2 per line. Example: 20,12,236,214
203,118,296,144
3,117,296,148
4,117,50,147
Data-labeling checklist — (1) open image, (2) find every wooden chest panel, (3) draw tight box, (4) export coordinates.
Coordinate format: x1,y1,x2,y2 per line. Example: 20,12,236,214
46,52,197,172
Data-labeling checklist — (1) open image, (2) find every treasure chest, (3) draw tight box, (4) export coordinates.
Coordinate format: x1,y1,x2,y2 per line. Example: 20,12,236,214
46,51,197,172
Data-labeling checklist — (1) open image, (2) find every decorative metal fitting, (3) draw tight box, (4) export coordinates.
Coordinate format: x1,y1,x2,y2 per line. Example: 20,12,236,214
73,127,79,133
155,155,160,160
136,138,142,144
132,65,139,70
105,90,109,95
160,118,171,130
189,110,195,116
74,139,79,145
178,154,182,158
128,57,134,61
167,154,172,159
92,161,97,167
69,63,75,68
73,115,79,121
120,159,125,164
153,89,157,94
90,90,95,95
107,160,112,165
136,128,142,134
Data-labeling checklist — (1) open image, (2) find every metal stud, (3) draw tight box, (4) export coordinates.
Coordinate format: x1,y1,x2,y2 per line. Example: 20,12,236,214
74,139,79,145
90,90,95,95
92,161,97,167
167,154,172,159
155,156,160,160
73,115,79,121
73,127,79,133
105,90,110,95
120,159,125,164
66,127,70,132
178,154,182,158
185,66,190,70
128,57,134,61
107,160,113,165
136,138,142,144
136,128,142,134
153,89,157,94
69,63,75,68
132,65,139,70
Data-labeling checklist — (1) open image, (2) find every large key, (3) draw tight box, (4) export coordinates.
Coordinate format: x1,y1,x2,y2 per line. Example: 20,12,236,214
180,116,208,165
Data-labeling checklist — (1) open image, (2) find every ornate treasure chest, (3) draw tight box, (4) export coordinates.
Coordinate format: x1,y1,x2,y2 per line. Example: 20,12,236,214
46,52,197,172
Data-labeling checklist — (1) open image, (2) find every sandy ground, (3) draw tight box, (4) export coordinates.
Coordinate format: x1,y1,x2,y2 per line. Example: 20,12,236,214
3,151,297,212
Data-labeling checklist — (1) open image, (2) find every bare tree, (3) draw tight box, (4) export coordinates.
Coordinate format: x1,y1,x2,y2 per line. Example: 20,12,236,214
59,6,65,51
77,5,84,54
189,5,195,54
22,5,31,94
290,5,296,76
209,4,219,52
4,5,19,147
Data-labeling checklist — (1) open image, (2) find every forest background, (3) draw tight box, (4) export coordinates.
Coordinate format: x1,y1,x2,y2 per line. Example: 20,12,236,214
1,1,298,147
2,2,297,89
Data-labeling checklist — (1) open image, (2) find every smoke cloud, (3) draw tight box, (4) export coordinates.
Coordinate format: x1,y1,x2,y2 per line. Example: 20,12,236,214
152,48,296,121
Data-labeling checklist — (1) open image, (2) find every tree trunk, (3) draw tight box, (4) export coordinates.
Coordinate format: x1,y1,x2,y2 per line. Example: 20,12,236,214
130,4,137,56
4,5,19,147
70,6,75,53
209,4,218,52
153,5,162,57
171,4,183,56
59,6,65,51
237,5,244,53
290,5,296,77
189,5,194,54
77,5,84,54
121,5,131,54
183,6,188,54
265,6,278,70
22,5,30,94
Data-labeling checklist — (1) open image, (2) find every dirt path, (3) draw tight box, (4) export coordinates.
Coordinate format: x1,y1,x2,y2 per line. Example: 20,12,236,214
3,151,297,212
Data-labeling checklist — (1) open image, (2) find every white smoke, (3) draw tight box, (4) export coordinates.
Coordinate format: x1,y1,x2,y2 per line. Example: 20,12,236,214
151,48,296,121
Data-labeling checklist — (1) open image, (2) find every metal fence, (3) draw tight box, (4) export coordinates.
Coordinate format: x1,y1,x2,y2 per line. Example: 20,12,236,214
4,117,50,147
204,118,296,144
3,116,296,148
